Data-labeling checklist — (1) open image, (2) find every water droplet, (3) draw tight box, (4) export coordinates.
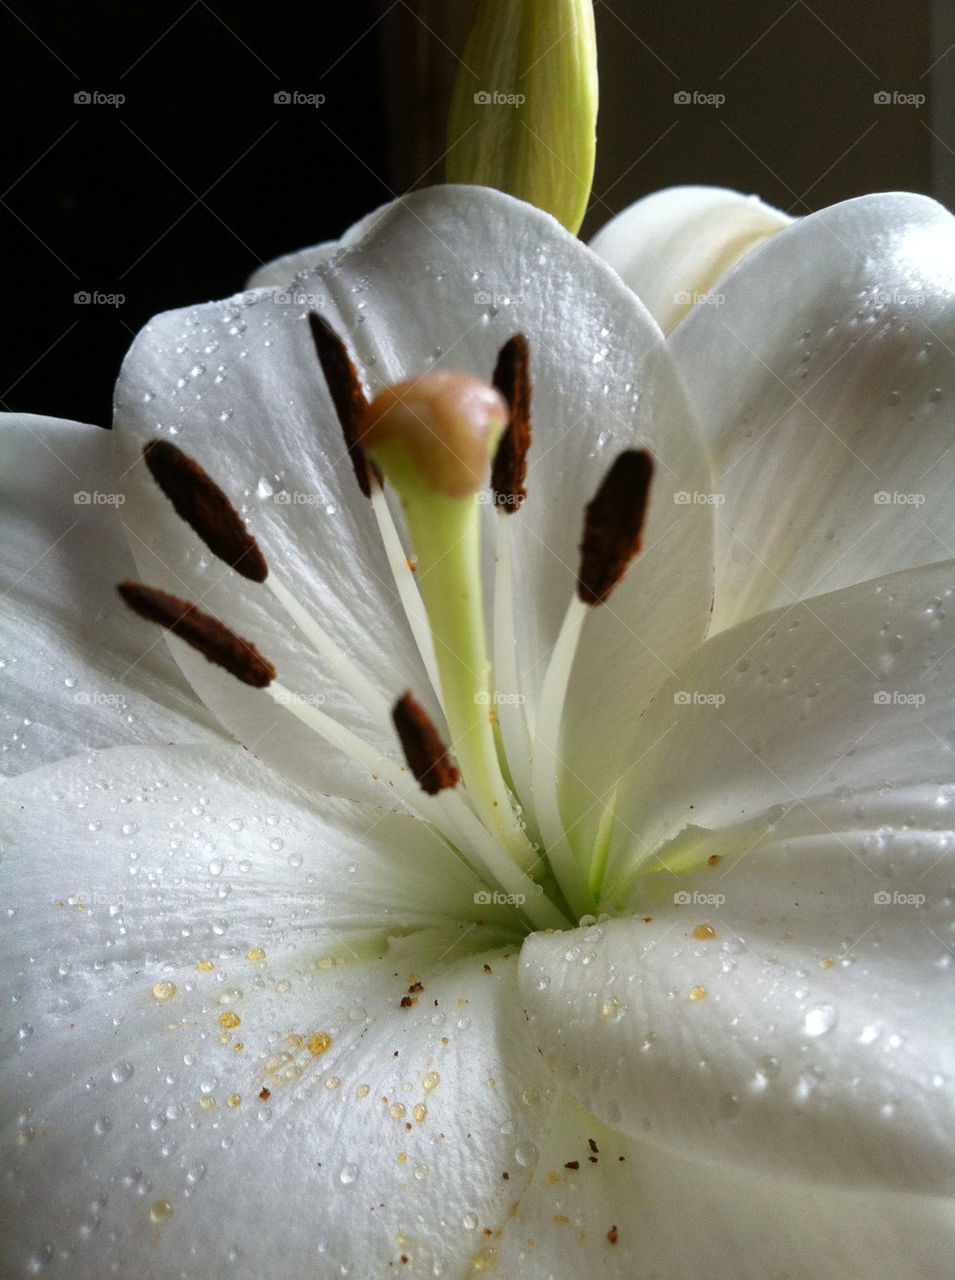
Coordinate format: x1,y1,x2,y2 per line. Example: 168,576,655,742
803,1004,837,1037
339,1163,359,1185
150,1200,174,1223
514,1141,538,1167
110,1061,134,1084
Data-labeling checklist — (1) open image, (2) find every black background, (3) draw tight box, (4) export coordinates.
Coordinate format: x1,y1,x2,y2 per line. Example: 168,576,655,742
1,1,946,428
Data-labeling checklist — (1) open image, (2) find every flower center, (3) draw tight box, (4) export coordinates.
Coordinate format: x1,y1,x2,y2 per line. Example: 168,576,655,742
119,318,654,933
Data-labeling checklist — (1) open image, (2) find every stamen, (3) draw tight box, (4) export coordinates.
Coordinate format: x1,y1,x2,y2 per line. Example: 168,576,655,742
577,449,654,605
309,313,375,498
392,691,460,795
268,680,567,930
142,441,268,582
491,334,532,511
117,581,275,687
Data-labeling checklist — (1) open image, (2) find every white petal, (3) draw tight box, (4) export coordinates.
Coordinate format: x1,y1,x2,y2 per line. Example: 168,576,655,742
521,879,954,1196
522,565,955,1194
1,744,558,1276
0,414,223,778
590,185,791,334
246,201,393,289
112,186,711,817
608,559,955,876
671,191,955,633
494,1091,955,1278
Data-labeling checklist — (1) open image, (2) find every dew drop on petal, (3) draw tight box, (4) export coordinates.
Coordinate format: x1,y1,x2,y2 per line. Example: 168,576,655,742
803,1004,838,1037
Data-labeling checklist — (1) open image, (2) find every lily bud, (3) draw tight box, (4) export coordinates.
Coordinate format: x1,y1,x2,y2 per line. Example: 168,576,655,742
446,0,598,235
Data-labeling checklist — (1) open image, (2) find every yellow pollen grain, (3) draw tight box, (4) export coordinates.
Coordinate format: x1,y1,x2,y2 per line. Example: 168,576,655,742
422,1071,440,1093
692,923,717,941
219,1010,241,1029
546,1172,561,1185
195,959,214,972
325,1077,340,1091
471,1246,498,1272
246,947,266,962
150,1200,174,1224
356,1084,370,1099
287,1034,304,1048
390,1103,406,1120
397,1152,407,1164
819,956,836,969
200,1096,216,1110
227,1093,241,1108
152,980,177,1003
413,1104,427,1124
275,979,291,994
553,1215,570,1225
308,1032,333,1058
600,996,619,1019
689,985,707,1001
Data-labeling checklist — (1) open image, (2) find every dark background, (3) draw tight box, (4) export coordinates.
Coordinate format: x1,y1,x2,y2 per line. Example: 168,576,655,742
1,1,947,428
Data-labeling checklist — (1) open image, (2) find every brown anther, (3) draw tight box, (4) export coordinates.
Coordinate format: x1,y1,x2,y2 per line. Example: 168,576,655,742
308,313,376,498
392,691,460,795
490,334,531,512
577,450,654,606
142,440,268,583
117,582,275,687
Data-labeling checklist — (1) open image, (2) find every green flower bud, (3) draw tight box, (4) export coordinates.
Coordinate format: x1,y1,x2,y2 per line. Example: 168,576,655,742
447,0,597,235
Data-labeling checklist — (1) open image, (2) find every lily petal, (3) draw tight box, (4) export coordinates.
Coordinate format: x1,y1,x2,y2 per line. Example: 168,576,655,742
1,743,557,1277
494,1091,955,1278
527,562,955,1192
671,191,955,633
609,558,955,874
590,185,792,334
0,415,224,778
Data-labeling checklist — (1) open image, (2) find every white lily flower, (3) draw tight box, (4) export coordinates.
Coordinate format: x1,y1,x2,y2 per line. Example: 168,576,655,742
2,185,954,1279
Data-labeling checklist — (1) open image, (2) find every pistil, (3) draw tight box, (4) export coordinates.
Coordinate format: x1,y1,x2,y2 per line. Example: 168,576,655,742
359,371,540,874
